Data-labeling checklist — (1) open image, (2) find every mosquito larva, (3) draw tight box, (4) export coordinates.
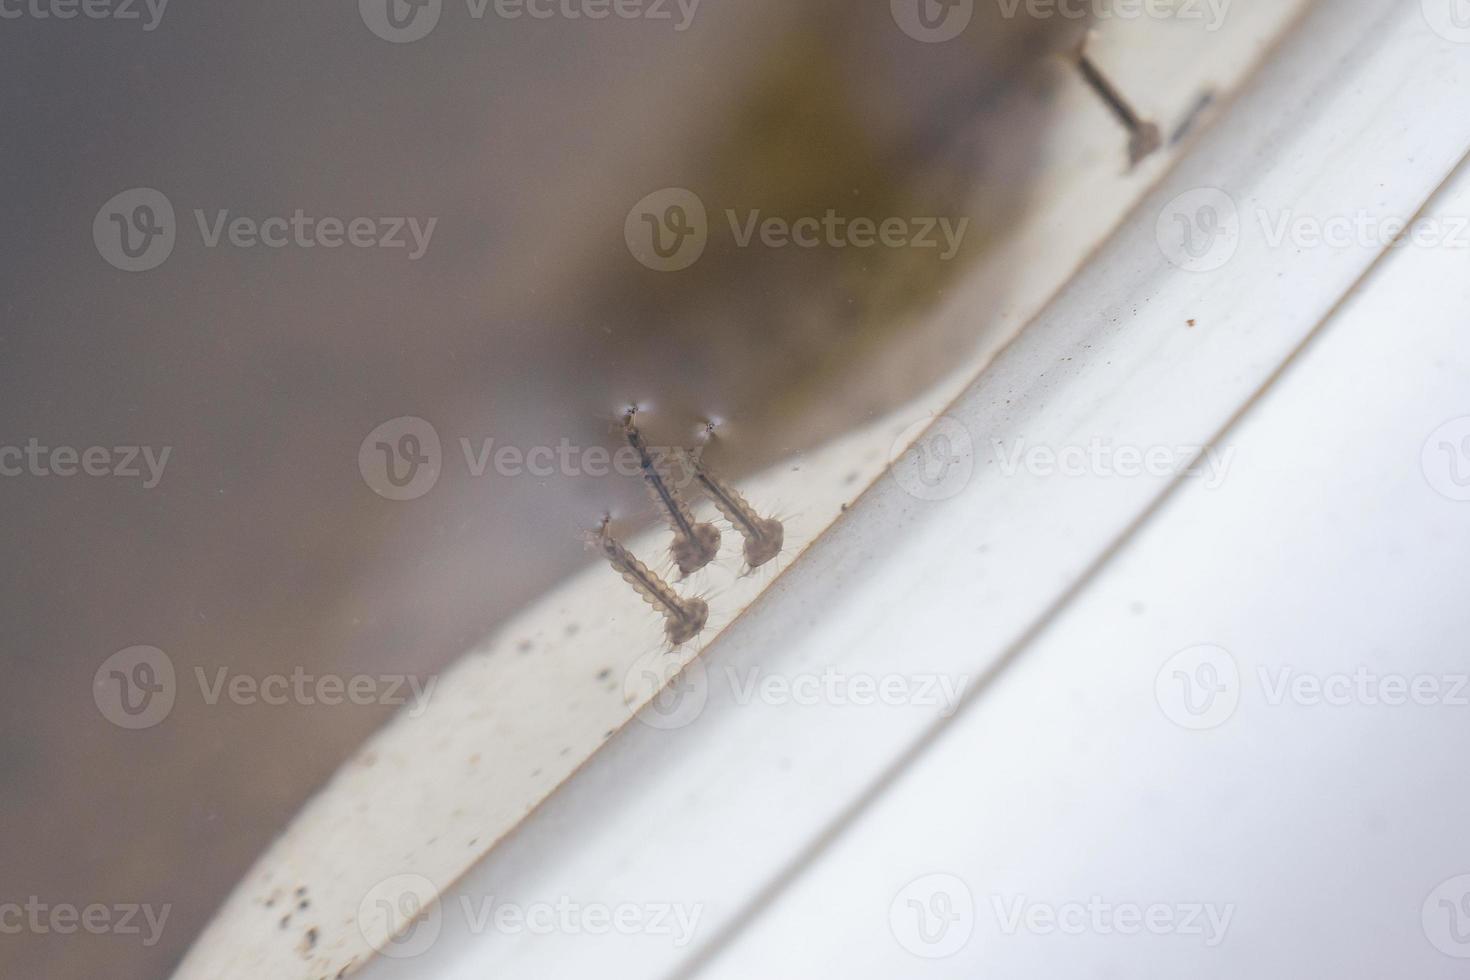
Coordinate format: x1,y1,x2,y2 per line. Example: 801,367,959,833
591,518,708,646
622,408,721,576
1071,30,1160,167
684,451,785,569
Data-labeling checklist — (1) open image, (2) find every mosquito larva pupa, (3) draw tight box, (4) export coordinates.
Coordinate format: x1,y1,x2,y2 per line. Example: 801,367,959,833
683,450,785,569
622,409,721,576
591,518,708,646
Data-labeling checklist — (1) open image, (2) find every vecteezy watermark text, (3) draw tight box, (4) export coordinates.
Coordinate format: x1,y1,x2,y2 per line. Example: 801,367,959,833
1157,187,1470,272
995,0,1230,30
1156,644,1470,731
725,210,969,260
194,667,438,716
0,439,170,488
0,0,169,30
887,874,1232,959
0,898,170,947
358,874,703,959
193,210,436,259
625,188,970,272
92,646,438,730
724,666,968,716
358,416,707,501
94,188,437,272
992,437,1235,489
624,652,970,731
991,895,1234,946
359,0,701,44
891,0,1227,44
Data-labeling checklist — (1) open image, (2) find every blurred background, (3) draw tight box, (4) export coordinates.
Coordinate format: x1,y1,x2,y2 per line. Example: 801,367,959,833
0,2,1098,976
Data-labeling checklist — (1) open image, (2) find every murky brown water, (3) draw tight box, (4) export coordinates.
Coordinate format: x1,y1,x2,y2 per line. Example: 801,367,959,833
0,3,1083,975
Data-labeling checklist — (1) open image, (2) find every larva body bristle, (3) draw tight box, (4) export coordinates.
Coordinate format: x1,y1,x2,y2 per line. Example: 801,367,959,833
622,410,721,576
686,452,785,569
593,520,708,646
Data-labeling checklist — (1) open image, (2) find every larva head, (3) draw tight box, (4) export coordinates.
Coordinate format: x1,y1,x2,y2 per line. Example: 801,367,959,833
671,523,722,577
665,597,709,647
743,517,785,570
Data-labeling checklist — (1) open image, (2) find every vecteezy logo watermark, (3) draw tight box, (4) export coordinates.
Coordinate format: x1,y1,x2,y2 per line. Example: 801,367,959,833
889,874,975,958
0,439,172,488
1159,187,1470,271
890,0,974,43
357,417,711,501
94,188,437,272
994,0,1231,31
359,0,443,43
357,874,703,958
93,646,176,730
1422,417,1470,502
1155,644,1241,730
623,650,709,731
359,0,700,43
0,898,171,948
992,437,1235,489
93,188,176,272
625,187,971,273
359,417,443,501
622,654,970,730
889,415,975,501
1156,187,1241,272
0,0,169,30
625,188,708,273
92,646,438,729
1423,874,1470,958
991,895,1234,946
360,874,443,958
1157,645,1470,731
1423,0,1470,44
